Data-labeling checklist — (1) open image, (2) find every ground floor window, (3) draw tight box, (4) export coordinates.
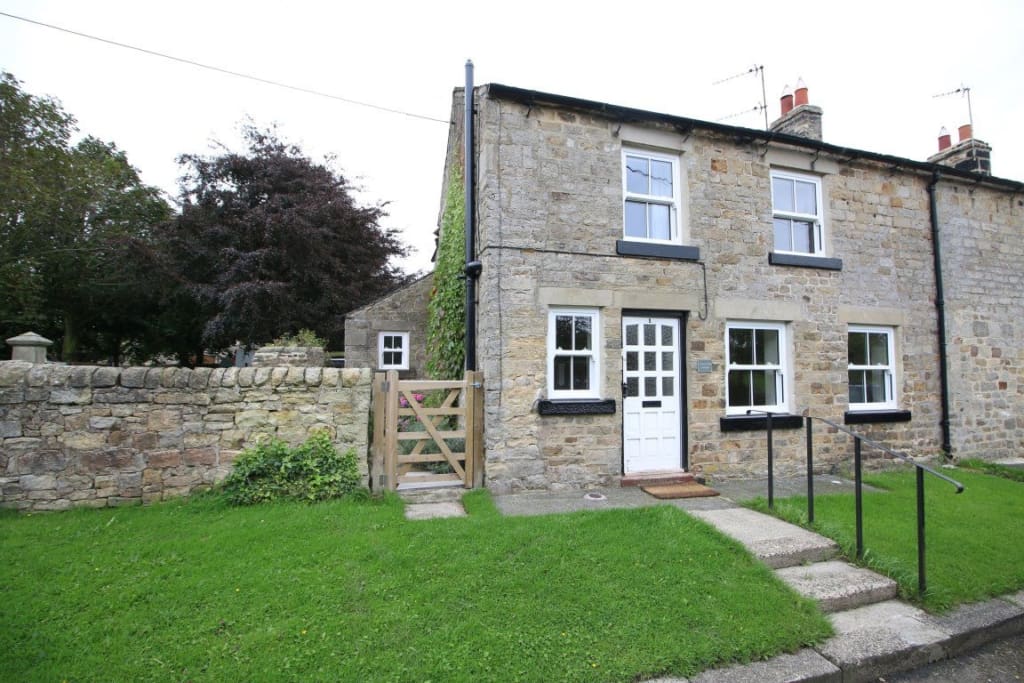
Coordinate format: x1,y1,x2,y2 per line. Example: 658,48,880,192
848,325,896,410
547,308,600,399
726,321,788,415
378,332,409,370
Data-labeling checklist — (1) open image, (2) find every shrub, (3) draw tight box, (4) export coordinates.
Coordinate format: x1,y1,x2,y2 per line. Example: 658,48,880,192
271,328,327,348
221,431,361,505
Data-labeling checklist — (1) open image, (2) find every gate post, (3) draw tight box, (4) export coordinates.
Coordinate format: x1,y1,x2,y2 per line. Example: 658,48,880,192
385,370,400,489
464,370,485,488
370,372,387,491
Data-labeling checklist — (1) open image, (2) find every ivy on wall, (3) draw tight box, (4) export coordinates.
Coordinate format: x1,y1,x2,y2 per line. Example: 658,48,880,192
425,166,466,379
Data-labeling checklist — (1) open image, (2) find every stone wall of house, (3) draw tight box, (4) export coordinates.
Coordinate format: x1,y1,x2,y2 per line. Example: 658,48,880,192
344,274,433,378
468,86,970,492
251,346,326,367
0,361,373,511
938,183,1024,459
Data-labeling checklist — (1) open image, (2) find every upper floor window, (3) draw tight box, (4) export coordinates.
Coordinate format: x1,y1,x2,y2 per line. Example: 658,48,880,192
726,321,789,415
848,326,896,410
771,170,823,255
623,149,681,244
378,332,409,370
547,308,601,400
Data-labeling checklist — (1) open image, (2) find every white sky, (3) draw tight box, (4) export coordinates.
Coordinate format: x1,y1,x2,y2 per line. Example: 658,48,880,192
2,1,1022,275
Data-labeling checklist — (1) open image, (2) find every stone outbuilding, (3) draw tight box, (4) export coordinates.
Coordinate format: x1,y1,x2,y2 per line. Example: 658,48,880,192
344,273,433,379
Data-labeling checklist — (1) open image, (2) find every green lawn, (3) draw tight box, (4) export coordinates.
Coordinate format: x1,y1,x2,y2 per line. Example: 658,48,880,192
0,492,831,682
749,468,1024,611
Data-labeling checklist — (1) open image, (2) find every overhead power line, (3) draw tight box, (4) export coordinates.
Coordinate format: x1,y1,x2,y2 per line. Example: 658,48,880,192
0,10,449,124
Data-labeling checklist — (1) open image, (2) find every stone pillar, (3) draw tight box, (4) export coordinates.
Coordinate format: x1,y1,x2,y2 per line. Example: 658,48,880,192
5,331,53,363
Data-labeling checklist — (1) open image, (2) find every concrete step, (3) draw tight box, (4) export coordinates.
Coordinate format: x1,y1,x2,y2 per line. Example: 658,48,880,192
689,507,839,568
621,469,694,488
396,484,465,504
776,560,899,612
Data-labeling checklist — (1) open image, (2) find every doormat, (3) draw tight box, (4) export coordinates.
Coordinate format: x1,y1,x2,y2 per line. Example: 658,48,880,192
641,482,720,499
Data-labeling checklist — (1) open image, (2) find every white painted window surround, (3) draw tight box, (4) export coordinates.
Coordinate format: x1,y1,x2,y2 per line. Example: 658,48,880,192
725,321,789,415
848,325,897,410
378,332,409,370
622,148,682,245
547,308,601,400
771,169,824,256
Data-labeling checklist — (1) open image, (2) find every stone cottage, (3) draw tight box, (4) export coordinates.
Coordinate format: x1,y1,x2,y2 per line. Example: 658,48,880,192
354,81,1024,493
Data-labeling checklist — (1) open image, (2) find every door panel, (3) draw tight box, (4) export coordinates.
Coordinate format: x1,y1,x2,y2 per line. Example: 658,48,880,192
622,316,683,473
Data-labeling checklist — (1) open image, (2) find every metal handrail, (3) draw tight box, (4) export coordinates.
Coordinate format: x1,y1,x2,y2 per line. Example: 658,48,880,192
749,408,964,595
802,411,964,492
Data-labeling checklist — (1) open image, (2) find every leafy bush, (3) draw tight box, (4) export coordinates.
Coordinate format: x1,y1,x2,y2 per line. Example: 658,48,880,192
271,328,327,348
222,431,361,505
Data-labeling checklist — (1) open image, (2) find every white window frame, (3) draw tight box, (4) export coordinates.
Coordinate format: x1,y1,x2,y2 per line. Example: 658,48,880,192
547,308,601,400
771,169,824,256
622,148,682,245
725,321,789,416
847,325,897,411
378,331,410,370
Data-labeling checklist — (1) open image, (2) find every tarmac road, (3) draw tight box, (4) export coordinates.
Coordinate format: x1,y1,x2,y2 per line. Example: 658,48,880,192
878,633,1024,682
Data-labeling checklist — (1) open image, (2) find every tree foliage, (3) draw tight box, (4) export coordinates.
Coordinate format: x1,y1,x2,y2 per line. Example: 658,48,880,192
425,166,466,379
161,124,407,353
0,72,171,362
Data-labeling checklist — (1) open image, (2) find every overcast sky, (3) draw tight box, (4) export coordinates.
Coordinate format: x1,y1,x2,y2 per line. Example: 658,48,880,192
2,1,1021,274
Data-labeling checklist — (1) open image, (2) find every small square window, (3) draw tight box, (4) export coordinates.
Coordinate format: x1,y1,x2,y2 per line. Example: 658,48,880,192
771,170,824,256
725,321,789,415
378,332,410,370
848,326,897,410
547,308,601,399
623,149,682,245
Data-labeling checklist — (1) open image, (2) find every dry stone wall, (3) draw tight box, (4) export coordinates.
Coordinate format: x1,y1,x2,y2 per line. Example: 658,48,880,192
0,361,372,511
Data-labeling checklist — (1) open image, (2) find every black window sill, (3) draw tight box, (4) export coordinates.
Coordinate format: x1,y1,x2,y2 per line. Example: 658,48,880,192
768,252,843,271
720,414,804,432
538,399,616,416
844,410,912,424
616,240,700,261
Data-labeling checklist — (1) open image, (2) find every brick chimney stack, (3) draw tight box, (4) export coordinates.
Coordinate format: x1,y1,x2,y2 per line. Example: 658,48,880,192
928,123,992,175
769,77,822,141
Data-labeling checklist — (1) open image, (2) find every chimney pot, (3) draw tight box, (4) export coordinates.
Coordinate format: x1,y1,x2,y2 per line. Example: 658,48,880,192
958,124,973,142
794,77,809,106
938,126,951,151
780,84,794,115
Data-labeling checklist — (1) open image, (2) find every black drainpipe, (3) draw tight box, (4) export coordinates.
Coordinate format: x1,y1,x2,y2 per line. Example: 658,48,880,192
463,60,481,371
927,171,953,458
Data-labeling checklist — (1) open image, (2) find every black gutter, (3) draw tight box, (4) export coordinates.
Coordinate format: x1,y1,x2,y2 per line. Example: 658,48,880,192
927,172,953,458
464,61,481,371
484,83,1024,192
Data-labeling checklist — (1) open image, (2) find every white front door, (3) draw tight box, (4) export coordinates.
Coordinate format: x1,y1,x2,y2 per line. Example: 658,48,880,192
622,316,682,473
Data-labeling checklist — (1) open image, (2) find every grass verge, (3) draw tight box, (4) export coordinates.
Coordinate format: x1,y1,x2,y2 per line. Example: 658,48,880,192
1,493,830,682
958,457,1024,483
747,468,1024,611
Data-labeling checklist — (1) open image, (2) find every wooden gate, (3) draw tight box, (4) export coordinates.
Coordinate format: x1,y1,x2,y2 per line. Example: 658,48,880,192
370,370,483,490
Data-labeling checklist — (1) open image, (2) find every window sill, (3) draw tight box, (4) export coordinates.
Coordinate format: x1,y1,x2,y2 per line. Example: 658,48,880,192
844,410,911,424
768,252,843,271
616,240,700,261
538,399,616,416
720,414,804,432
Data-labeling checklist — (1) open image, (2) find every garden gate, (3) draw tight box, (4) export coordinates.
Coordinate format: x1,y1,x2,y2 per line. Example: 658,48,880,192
370,370,484,491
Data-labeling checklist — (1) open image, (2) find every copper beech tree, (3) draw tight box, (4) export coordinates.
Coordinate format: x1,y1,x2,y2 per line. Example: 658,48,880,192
158,124,408,361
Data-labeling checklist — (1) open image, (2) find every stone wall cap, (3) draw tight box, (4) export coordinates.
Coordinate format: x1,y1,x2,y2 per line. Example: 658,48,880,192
5,332,53,347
